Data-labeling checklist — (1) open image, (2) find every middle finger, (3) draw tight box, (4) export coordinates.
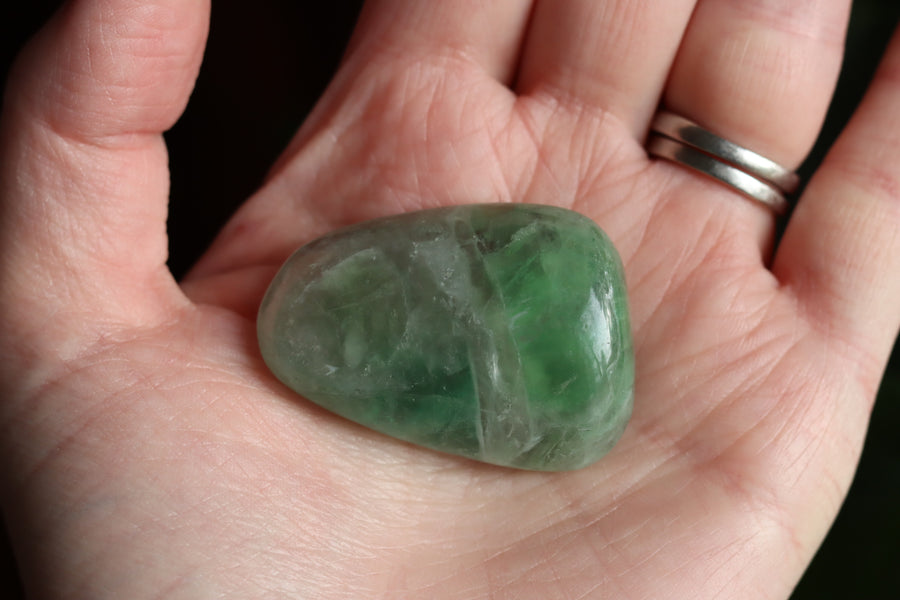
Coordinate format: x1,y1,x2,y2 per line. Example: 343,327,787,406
516,0,698,134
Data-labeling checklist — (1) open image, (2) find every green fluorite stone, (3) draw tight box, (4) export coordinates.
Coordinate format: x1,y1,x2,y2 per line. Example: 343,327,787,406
258,204,634,471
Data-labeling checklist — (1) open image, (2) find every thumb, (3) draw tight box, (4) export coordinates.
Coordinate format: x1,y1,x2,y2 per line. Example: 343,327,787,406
0,0,209,350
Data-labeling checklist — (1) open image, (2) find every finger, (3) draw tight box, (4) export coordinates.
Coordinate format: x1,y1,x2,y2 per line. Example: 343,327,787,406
346,0,533,83
774,26,900,394
0,0,209,329
516,0,697,133
664,0,851,169
262,0,534,201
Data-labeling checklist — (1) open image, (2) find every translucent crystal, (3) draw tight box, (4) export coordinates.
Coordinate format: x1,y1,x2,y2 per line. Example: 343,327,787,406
258,204,634,470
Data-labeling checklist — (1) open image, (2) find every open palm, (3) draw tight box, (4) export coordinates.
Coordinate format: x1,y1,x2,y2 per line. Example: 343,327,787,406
2,1,898,598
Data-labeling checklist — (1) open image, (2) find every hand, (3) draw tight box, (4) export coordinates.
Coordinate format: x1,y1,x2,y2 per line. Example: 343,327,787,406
2,1,898,598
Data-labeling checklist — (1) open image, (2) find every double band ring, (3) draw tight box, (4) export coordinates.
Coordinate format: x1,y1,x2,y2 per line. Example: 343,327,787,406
647,111,799,215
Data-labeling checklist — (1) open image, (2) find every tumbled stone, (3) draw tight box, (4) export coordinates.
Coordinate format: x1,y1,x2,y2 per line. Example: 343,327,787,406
257,204,634,470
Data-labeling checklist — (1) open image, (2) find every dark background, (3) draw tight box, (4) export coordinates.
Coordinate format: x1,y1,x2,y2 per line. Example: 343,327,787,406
2,1,898,597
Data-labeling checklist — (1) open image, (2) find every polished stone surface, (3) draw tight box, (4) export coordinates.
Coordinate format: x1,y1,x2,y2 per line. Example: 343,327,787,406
258,204,634,470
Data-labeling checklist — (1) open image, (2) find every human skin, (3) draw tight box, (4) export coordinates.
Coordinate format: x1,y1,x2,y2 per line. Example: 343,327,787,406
1,1,899,598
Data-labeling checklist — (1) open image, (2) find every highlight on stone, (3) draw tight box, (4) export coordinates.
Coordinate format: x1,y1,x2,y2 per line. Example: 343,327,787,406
257,204,634,471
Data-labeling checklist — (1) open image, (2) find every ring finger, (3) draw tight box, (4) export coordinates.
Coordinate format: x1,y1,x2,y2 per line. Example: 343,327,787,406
664,0,851,172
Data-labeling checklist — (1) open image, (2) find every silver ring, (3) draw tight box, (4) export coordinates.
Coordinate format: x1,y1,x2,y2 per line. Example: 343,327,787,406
651,111,800,194
647,135,790,215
